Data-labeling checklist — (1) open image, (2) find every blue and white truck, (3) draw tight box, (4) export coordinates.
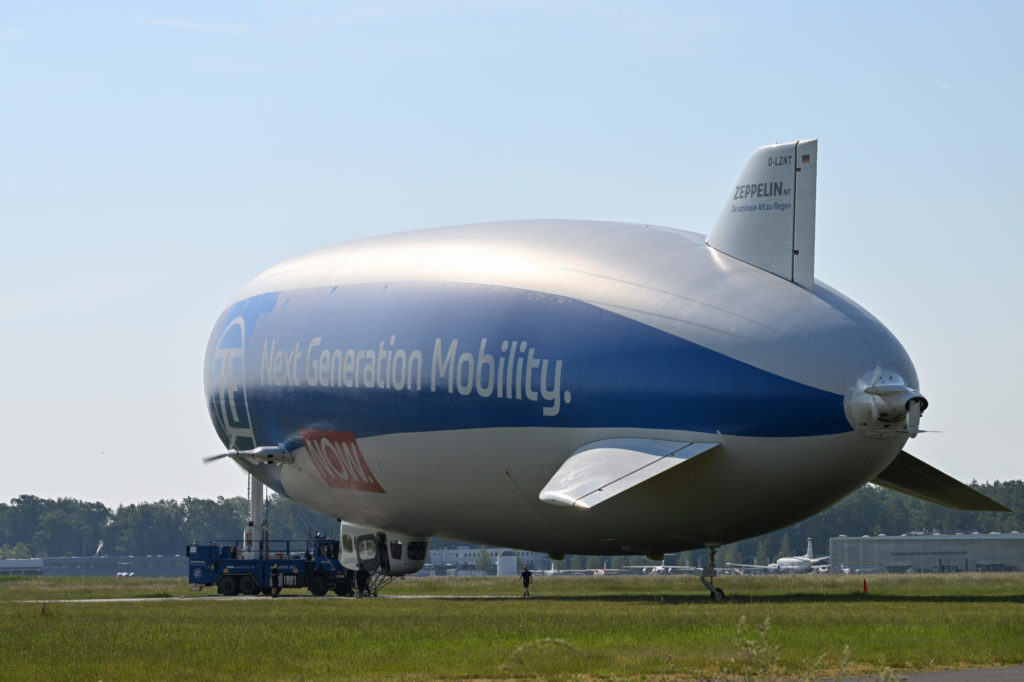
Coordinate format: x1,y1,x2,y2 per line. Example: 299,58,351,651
187,536,352,596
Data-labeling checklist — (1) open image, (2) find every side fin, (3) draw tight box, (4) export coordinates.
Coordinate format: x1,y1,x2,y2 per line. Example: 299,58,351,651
539,438,719,510
871,450,1010,512
706,139,817,290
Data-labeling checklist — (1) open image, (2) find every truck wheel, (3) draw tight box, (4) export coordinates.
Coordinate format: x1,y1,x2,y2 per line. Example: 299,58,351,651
218,575,238,596
239,574,259,595
308,573,328,596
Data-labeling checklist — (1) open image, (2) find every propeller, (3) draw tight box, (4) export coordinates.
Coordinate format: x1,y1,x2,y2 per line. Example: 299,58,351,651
204,446,293,465
203,451,237,464
203,394,293,463
848,364,928,438
204,397,239,464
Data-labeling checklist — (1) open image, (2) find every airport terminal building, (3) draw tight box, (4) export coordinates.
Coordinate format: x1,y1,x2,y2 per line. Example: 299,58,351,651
830,532,1024,573
426,546,549,575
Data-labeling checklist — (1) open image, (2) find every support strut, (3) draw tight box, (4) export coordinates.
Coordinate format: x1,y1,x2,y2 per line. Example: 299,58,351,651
699,546,725,602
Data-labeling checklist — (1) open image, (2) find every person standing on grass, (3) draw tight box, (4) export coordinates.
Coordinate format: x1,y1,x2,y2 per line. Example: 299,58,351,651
270,564,280,597
520,566,532,597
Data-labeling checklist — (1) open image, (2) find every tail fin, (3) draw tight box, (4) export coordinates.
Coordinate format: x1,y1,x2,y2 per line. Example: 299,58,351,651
806,538,813,559
706,140,817,290
872,450,1011,512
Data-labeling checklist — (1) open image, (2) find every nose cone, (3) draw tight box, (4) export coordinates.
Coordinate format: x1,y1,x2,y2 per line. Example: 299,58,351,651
845,365,928,438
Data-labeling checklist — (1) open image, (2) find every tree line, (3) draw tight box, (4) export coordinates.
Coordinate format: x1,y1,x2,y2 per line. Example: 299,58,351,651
1,481,1020,562
0,494,340,559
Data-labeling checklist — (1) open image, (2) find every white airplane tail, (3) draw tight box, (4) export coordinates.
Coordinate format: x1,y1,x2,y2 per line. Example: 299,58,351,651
805,537,813,559
706,139,817,290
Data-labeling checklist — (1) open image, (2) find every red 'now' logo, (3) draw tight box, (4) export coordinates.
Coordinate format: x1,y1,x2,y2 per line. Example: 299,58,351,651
300,430,386,494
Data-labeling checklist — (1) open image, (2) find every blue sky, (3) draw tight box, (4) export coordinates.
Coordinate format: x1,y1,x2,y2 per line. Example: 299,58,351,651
2,1,1021,507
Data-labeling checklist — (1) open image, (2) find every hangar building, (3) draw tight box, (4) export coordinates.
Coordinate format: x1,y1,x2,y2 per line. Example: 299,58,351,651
829,531,1024,573
0,555,185,577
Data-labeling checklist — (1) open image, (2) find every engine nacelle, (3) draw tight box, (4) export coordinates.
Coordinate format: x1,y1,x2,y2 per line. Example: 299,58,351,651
845,366,927,438
339,521,429,576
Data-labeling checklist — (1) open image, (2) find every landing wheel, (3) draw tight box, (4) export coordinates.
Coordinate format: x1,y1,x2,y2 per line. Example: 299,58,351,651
710,587,725,603
239,574,259,596
217,575,238,596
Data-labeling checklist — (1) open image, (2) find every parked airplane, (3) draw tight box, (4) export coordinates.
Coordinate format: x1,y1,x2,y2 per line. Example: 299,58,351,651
622,553,699,574
205,139,1009,600
541,561,618,576
727,538,829,574
626,561,700,575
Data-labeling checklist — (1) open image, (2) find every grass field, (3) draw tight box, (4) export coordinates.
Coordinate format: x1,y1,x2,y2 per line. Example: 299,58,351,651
1,573,1022,680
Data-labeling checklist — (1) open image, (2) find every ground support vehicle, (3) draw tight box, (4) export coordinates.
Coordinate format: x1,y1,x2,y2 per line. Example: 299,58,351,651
187,537,354,596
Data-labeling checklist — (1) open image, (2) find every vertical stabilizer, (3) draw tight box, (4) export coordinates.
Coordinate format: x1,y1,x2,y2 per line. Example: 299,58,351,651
706,140,817,290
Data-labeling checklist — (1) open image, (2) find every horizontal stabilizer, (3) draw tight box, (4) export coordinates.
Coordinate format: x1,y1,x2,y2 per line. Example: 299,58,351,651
871,450,1010,512
707,139,817,290
539,438,719,509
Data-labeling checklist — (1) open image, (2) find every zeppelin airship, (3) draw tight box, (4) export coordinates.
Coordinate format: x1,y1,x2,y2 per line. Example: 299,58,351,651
204,139,1007,599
